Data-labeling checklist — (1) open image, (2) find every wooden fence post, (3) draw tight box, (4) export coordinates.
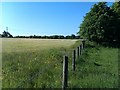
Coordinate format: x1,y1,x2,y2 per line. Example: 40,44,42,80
77,47,79,58
62,56,68,89
82,40,85,49
72,50,76,71
80,45,82,55
76,48,77,59
82,42,83,50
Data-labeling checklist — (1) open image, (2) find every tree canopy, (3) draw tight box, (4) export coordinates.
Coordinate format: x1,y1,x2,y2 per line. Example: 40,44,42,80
1,31,13,38
78,2,120,43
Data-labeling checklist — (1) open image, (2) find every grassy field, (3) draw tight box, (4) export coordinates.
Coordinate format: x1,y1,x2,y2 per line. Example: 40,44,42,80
1,38,119,88
2,38,77,52
2,38,79,88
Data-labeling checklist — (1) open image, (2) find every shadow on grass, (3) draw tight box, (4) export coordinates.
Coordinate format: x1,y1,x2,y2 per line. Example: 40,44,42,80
100,41,120,48
85,41,120,49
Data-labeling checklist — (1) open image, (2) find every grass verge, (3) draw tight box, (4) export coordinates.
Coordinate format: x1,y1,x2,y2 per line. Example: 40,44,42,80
68,42,118,88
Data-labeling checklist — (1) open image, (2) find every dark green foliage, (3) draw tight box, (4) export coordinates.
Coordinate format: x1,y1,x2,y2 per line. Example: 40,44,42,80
1,31,13,38
78,2,120,43
14,34,80,39
111,1,120,42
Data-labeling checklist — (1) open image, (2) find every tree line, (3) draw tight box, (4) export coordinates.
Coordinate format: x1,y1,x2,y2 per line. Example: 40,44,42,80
78,2,120,43
0,31,13,38
14,34,80,39
0,31,80,39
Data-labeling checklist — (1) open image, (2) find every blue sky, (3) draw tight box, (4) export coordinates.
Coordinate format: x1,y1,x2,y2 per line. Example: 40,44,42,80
1,2,113,36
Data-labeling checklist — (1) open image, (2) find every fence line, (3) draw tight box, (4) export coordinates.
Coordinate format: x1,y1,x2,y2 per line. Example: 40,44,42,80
62,40,85,89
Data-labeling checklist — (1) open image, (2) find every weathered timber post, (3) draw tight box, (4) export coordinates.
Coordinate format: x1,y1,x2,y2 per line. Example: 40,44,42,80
80,45,82,55
76,48,77,59
72,50,76,71
62,56,68,89
81,42,83,50
77,47,79,58
82,40,85,49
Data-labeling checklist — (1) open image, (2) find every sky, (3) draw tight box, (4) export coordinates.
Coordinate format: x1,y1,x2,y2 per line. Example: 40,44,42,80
0,2,113,36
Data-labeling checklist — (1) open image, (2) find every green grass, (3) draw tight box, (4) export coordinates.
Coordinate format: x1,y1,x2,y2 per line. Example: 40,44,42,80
68,42,118,88
1,38,118,88
2,38,79,88
3,49,63,88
